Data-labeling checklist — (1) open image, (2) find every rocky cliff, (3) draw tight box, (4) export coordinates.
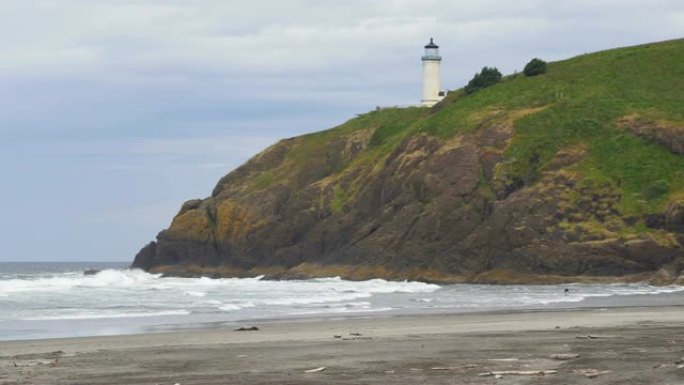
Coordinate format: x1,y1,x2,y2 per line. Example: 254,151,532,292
133,39,684,284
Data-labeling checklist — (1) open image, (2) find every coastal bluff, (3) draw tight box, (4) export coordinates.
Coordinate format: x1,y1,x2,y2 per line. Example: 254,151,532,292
133,39,684,284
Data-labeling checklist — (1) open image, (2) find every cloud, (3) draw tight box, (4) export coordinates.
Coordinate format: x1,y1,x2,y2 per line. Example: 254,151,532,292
1,0,683,262
2,0,682,114
4,0,681,81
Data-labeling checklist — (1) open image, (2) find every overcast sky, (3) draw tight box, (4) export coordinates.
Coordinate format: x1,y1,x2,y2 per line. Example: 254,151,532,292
1,0,682,262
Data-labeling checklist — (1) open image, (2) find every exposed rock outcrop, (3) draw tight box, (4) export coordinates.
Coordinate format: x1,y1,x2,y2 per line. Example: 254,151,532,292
133,110,683,283
617,115,684,155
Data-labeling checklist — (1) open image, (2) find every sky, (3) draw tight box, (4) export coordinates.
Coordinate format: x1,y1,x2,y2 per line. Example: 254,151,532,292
1,0,682,262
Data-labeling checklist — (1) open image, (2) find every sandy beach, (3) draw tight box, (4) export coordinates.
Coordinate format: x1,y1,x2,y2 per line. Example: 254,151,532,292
2,307,683,384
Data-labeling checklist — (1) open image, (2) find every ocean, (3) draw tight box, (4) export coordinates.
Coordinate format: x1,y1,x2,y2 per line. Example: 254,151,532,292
1,262,683,341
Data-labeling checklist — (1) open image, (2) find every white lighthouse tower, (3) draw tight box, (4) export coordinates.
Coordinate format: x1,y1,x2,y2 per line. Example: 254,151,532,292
421,38,445,107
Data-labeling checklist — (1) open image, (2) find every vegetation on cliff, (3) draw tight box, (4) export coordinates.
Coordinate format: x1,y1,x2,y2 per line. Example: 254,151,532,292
523,58,547,77
464,66,502,94
134,39,684,284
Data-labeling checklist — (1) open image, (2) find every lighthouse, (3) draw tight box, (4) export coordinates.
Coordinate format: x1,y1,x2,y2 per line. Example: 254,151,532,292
421,38,445,107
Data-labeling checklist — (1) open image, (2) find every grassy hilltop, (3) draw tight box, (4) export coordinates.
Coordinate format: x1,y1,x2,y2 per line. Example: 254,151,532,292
134,39,684,284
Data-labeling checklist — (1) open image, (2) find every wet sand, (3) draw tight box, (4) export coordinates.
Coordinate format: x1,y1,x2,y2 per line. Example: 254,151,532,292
2,307,683,384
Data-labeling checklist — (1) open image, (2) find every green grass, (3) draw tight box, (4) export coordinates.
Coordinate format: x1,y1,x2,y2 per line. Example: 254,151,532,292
241,107,427,195
303,106,428,142
330,185,350,214
415,38,684,215
368,108,427,147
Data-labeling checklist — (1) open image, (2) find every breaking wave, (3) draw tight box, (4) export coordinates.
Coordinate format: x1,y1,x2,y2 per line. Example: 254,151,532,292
20,310,191,321
1,264,682,341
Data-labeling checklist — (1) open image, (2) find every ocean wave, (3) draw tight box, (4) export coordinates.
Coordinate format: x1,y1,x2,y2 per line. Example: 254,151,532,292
458,283,684,308
288,306,394,316
19,309,190,321
4,267,682,332
0,268,439,295
0,268,160,295
262,293,372,306
310,277,441,293
218,301,256,311
183,290,207,297
218,304,241,311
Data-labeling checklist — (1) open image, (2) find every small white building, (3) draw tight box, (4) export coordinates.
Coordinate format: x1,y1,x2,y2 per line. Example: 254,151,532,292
421,38,446,107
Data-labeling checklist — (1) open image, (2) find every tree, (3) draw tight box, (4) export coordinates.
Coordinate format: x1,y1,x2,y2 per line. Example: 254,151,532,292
464,66,502,94
523,58,547,77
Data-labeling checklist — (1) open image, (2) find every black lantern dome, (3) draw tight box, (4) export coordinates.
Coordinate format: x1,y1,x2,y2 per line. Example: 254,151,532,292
424,38,439,49
422,38,441,61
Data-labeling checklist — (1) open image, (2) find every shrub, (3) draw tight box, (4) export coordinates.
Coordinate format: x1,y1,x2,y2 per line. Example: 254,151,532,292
523,58,547,77
464,66,502,94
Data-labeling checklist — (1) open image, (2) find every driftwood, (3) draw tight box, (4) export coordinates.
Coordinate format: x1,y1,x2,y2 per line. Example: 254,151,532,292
575,335,619,339
550,353,580,360
478,370,558,377
304,367,326,373
235,326,259,331
10,359,58,367
487,358,519,362
429,364,477,371
575,369,612,378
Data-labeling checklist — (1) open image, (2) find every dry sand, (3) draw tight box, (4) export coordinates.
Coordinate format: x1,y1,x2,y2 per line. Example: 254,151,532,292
1,307,683,384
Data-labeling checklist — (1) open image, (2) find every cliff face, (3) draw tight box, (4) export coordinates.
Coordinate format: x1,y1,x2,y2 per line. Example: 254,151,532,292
133,39,684,284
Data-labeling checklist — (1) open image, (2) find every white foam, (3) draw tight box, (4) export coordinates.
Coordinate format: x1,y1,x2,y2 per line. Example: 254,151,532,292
288,306,393,316
4,266,683,337
218,301,256,311
310,277,440,293
262,292,372,306
20,309,190,321
218,304,241,311
0,268,161,295
412,298,435,303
